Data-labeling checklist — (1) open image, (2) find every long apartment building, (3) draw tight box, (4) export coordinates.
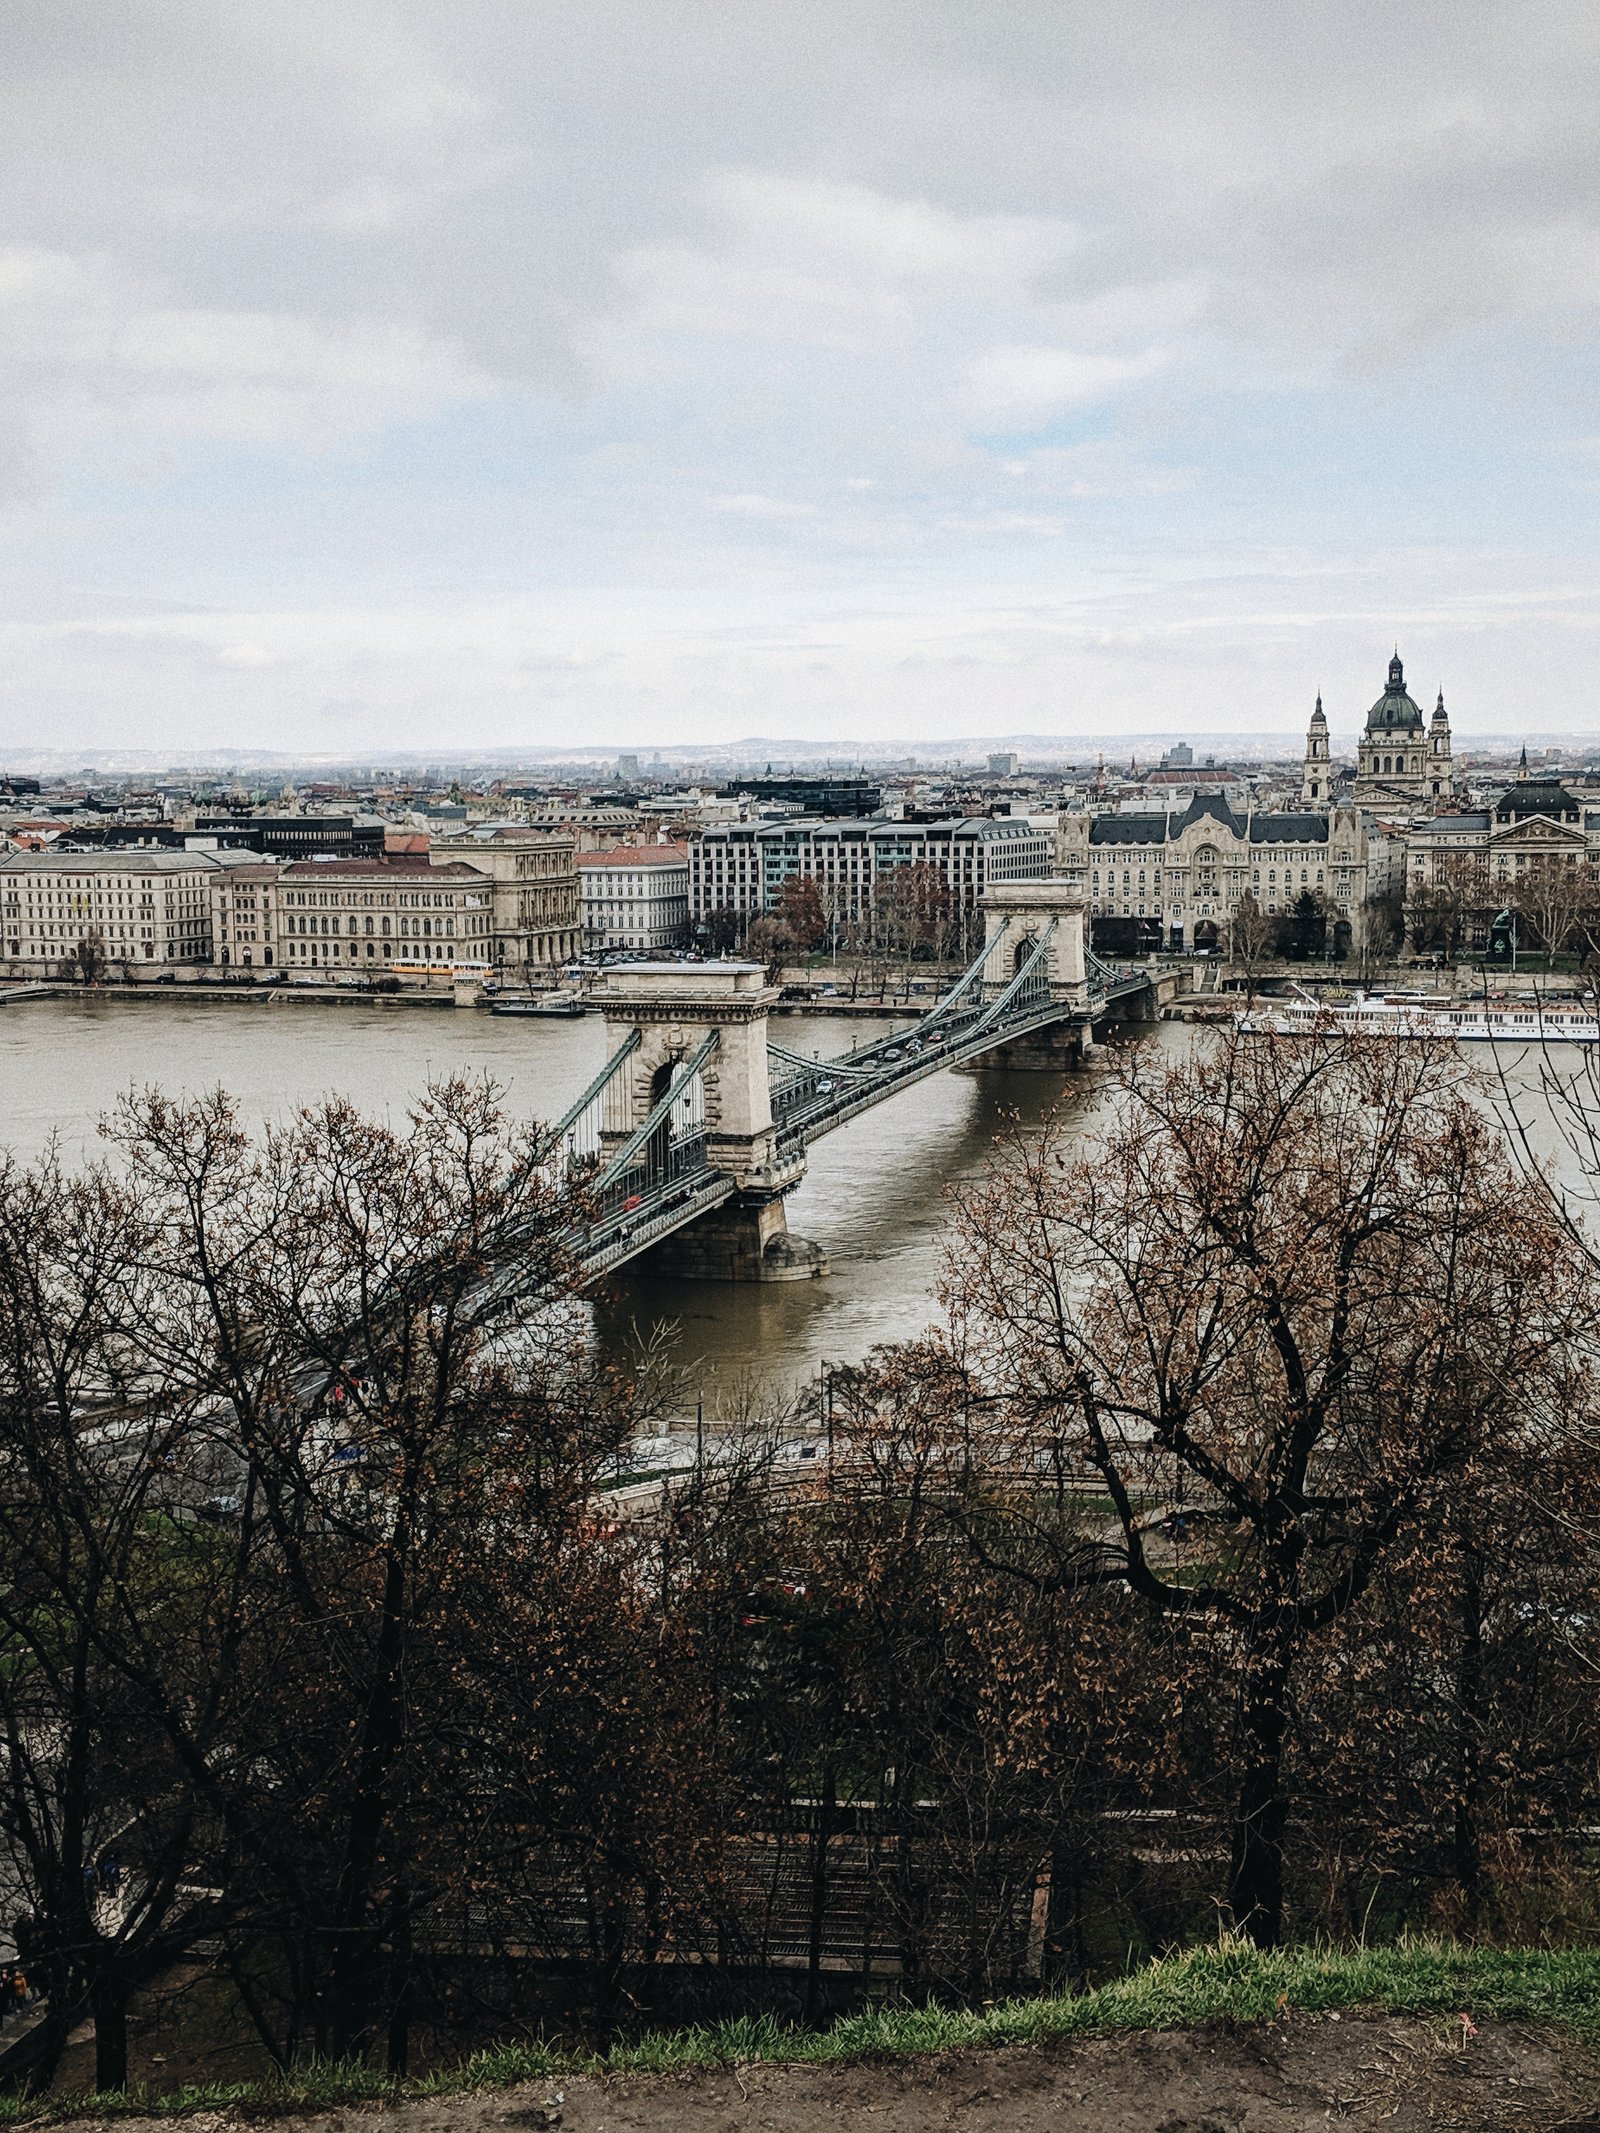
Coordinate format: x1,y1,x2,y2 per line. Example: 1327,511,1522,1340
427,829,581,970
688,816,1053,929
211,860,282,968
0,849,218,971
277,859,494,973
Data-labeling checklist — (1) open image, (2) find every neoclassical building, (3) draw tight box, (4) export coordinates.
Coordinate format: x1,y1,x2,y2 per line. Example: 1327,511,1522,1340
1403,758,1600,946
1350,651,1455,811
1057,794,1384,955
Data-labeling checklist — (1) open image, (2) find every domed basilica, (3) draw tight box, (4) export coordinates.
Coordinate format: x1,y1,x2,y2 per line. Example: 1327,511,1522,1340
1347,651,1454,811
1303,652,1455,813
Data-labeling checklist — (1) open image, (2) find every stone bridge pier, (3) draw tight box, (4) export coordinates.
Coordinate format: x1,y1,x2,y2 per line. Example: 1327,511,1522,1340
595,962,827,1282
974,880,1095,1071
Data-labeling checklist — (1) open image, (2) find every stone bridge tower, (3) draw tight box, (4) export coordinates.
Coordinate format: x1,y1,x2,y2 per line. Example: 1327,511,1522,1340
594,961,826,1282
974,880,1096,1067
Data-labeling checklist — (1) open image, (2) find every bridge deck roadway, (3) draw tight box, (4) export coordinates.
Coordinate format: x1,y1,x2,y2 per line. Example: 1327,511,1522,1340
578,977,1155,1280
771,989,1095,1149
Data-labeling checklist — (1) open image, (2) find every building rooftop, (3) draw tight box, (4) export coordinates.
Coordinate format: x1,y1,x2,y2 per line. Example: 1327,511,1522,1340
1085,804,1337,847
576,844,689,868
1418,812,1492,834
1088,813,1169,846
1172,794,1249,839
0,848,219,873
1249,813,1331,844
1495,781,1581,819
1365,651,1427,735
434,824,578,845
278,858,489,880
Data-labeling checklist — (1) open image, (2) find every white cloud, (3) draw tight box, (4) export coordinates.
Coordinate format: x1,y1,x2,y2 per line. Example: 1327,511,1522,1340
710,493,820,521
0,244,490,471
959,343,1173,426
703,171,1076,287
612,172,1078,352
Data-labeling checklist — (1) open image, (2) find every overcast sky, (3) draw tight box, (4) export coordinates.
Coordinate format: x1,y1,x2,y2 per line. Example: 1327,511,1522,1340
3,1,1598,758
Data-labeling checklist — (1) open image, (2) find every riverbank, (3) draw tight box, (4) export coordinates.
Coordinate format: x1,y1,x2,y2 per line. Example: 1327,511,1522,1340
0,981,929,1020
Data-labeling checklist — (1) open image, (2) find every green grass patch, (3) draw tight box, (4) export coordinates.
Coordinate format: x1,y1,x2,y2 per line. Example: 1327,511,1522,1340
5,1941,1599,2121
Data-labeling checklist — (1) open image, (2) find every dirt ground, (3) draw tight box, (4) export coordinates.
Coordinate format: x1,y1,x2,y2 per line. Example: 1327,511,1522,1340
68,2014,1600,2133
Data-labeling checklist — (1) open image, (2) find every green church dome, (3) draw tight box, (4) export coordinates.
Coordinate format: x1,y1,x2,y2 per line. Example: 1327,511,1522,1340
1366,651,1425,734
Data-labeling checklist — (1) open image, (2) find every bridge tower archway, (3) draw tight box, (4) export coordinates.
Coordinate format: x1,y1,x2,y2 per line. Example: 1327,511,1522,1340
977,880,1089,1005
644,1057,677,1186
973,879,1093,1071
593,960,825,1283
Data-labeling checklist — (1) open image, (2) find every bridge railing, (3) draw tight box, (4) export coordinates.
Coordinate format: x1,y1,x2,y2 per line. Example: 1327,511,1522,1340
765,920,1035,1122
1085,946,1150,994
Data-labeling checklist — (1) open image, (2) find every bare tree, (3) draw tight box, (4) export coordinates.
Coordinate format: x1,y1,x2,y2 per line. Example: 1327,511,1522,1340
702,905,745,955
936,1028,1588,1945
1512,853,1594,963
1406,849,1486,959
774,874,827,955
106,1078,639,2071
743,915,790,987
0,1144,261,2090
1226,891,1274,998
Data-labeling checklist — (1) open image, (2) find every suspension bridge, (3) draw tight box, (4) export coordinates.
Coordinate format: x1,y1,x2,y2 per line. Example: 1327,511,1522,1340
546,881,1184,1284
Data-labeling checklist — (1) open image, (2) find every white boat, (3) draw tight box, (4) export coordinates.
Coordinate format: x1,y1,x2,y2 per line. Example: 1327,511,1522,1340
491,990,587,1018
1235,987,1600,1044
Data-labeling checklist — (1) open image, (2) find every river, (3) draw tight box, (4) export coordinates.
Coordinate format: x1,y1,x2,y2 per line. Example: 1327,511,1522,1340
8,995,1590,1405
0,994,1152,1400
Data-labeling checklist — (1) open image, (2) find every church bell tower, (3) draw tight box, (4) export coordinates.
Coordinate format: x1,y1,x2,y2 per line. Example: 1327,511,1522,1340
1301,694,1331,804
1426,689,1454,804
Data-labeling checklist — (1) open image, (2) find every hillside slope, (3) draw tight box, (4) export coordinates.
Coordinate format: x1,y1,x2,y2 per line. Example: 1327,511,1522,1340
64,2015,1600,2133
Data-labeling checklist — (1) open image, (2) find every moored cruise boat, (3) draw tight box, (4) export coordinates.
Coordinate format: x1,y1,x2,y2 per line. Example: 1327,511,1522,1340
1235,987,1600,1044
490,988,587,1018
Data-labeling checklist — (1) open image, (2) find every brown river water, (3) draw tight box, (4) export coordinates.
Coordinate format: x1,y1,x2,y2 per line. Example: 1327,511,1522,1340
0,994,1151,1395
1,994,1583,1399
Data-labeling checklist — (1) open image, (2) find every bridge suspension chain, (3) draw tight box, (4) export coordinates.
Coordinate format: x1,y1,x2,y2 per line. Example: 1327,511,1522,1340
768,921,1062,1146
766,918,1009,1097
542,1026,642,1174
592,1029,721,1202
960,919,1058,1034
913,916,1009,1035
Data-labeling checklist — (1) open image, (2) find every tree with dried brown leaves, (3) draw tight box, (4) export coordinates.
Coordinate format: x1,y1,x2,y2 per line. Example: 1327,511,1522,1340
937,1028,1592,1944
